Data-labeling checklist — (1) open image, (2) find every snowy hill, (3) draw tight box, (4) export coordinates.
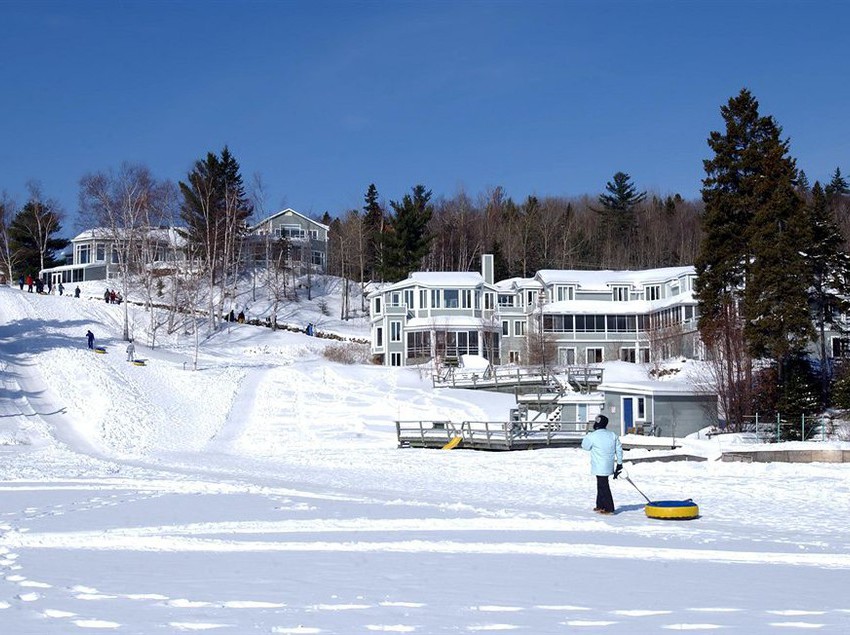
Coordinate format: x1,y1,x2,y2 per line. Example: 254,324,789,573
1,283,850,633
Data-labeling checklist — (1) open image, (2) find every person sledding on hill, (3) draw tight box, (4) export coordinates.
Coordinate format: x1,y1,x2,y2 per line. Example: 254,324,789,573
581,414,623,515
85,330,95,349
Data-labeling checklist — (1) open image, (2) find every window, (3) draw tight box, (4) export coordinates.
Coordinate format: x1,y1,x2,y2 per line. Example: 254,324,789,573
431,289,441,308
544,315,574,332
404,290,414,309
96,245,105,261
575,315,605,332
586,348,603,364
502,320,510,336
509,351,521,364
606,315,637,333
558,348,576,365
640,348,651,363
556,286,575,302
498,294,514,308
77,244,91,264
389,292,401,307
461,289,472,309
444,289,459,308
420,289,428,309
374,297,382,314
620,347,636,363
308,229,319,240
484,292,494,310
636,397,646,421
111,248,120,264
376,327,383,347
390,352,402,367
526,290,537,306
612,285,629,301
390,321,401,342
645,285,661,301
406,331,431,360
514,321,526,337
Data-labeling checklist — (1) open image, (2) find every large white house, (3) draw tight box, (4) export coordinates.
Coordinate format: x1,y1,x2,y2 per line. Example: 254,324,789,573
369,256,701,367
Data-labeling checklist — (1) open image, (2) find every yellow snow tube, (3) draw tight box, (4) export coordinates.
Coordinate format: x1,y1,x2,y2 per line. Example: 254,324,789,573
645,499,699,520
442,436,462,450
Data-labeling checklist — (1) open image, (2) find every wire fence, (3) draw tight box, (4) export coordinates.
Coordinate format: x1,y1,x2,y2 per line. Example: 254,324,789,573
714,413,843,442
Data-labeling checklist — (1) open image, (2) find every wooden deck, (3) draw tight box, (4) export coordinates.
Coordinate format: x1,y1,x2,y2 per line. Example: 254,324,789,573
396,419,589,451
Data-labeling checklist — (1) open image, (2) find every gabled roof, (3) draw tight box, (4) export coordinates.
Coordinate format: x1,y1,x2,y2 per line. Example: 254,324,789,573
72,227,187,247
250,208,330,232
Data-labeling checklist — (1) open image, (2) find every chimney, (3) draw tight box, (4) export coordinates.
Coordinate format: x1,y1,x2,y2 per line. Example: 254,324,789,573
482,253,494,285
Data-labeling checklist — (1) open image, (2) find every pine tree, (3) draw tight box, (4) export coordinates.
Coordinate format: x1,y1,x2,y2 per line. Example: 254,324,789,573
807,181,850,404
824,167,848,201
595,171,646,234
742,114,813,368
383,185,434,282
179,146,253,276
362,183,385,281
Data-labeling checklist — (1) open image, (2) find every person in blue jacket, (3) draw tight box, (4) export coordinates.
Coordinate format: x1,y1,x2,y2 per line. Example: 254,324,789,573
581,414,623,514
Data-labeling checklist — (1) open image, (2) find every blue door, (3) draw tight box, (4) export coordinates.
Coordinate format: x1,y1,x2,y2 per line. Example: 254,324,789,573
622,397,634,434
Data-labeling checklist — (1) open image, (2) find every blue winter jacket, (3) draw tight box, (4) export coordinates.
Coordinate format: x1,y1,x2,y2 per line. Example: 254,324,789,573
581,428,624,476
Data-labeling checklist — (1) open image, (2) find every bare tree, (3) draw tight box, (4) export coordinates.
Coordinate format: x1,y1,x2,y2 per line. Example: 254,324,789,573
79,163,169,341
0,191,19,283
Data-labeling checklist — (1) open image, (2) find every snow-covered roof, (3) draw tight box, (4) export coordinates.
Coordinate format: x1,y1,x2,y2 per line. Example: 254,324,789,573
543,294,695,314
598,380,715,396
72,227,187,247
536,266,695,291
409,272,484,286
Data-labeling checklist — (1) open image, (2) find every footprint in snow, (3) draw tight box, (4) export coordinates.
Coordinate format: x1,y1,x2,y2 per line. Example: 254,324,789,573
43,608,77,618
15,591,41,602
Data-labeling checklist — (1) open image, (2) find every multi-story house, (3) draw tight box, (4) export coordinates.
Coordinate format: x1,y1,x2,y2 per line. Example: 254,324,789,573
369,257,701,367
369,255,502,367
39,227,185,285
248,208,329,274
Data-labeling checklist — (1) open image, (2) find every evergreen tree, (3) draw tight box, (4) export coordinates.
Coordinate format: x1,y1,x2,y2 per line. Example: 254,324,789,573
179,146,253,278
8,197,68,277
824,167,849,201
807,181,850,404
362,183,385,281
742,115,813,368
796,169,810,197
383,185,434,281
595,171,646,234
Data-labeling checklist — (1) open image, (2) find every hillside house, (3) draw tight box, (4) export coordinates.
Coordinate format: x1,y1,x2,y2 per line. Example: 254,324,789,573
248,208,329,274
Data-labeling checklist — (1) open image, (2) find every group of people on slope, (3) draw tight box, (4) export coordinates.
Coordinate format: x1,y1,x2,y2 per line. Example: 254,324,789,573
103,289,123,304
18,274,80,298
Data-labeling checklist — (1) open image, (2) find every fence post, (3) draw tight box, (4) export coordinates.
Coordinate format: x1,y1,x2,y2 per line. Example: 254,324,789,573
755,412,759,439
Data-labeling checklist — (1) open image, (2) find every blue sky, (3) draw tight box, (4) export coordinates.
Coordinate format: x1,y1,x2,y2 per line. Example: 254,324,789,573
1,0,848,234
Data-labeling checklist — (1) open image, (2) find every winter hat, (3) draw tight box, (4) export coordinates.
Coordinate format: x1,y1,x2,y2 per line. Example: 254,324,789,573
593,414,609,430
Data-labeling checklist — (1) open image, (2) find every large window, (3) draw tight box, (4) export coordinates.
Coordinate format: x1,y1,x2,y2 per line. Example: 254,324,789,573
498,294,514,307
444,289,459,308
574,315,605,332
645,285,661,301
390,321,401,342
406,331,431,360
612,285,629,301
606,315,637,333
96,245,106,261
77,244,91,264
556,286,575,302
514,321,526,336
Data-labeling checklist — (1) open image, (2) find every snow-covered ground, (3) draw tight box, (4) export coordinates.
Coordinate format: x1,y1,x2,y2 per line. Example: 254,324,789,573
1,283,849,634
